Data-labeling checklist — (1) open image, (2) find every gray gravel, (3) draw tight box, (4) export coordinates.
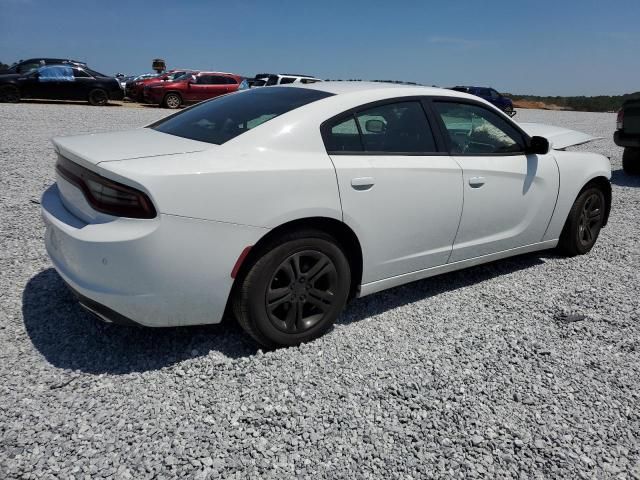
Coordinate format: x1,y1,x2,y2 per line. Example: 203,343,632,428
1,102,639,479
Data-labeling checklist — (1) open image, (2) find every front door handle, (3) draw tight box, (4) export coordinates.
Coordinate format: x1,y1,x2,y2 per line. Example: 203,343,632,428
351,177,375,191
468,176,486,188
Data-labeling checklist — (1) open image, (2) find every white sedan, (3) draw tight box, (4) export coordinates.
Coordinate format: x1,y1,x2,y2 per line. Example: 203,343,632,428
41,83,611,347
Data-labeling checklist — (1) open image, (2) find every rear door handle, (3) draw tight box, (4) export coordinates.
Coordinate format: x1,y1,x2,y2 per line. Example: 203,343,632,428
468,176,486,188
351,177,375,191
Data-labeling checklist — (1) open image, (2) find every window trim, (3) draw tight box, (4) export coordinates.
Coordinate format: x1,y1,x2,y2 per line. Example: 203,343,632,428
424,96,531,157
320,96,447,156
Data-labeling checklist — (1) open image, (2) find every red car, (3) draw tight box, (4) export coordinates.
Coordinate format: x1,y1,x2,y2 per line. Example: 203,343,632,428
143,71,248,108
125,69,195,102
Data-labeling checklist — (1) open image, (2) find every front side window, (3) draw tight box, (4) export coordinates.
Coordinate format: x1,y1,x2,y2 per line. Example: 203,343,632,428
433,102,524,155
151,87,333,145
279,77,296,84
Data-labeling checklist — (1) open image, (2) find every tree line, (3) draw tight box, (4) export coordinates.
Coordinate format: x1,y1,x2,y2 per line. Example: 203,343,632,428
505,92,640,112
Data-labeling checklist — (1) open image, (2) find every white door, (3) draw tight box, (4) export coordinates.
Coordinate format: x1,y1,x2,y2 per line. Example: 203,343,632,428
325,100,464,283
431,100,559,262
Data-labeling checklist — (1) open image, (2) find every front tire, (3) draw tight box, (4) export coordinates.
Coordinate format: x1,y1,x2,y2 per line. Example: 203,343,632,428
233,230,351,348
622,148,640,175
0,85,20,103
558,186,606,256
163,92,182,109
88,89,108,106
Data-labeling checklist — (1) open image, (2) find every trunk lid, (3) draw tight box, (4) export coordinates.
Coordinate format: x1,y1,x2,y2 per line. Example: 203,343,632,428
518,122,601,150
52,128,212,167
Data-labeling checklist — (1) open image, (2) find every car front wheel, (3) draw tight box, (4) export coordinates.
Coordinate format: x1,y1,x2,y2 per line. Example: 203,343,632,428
233,230,351,348
163,93,182,109
558,186,606,256
623,147,640,175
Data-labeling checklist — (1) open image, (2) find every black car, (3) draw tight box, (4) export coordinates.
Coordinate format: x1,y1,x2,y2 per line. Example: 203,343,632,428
0,64,124,105
1,58,87,75
450,86,515,116
615,99,640,175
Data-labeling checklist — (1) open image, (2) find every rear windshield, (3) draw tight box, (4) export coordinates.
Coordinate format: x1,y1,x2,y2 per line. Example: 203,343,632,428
150,87,333,145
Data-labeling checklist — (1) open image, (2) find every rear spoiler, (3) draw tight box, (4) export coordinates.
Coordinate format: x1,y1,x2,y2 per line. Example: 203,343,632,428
518,122,602,150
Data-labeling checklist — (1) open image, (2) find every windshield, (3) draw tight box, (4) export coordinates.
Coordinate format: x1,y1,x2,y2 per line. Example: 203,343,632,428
87,68,107,77
150,87,333,145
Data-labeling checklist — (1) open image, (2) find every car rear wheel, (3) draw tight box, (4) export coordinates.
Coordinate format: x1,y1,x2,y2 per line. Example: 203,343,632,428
622,148,640,175
0,85,20,103
558,186,606,256
503,105,514,115
163,93,182,109
88,89,108,106
233,230,351,348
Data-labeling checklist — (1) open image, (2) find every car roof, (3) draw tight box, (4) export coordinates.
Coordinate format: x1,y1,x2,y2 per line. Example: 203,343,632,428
289,81,445,96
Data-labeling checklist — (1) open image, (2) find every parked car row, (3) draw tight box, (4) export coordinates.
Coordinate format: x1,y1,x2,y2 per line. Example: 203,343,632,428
125,70,249,108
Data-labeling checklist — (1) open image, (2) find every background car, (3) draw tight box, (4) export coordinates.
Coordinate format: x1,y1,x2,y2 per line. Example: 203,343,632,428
0,64,123,105
125,69,195,101
41,83,611,348
144,71,247,108
1,58,87,75
614,99,640,174
249,73,322,87
450,86,515,116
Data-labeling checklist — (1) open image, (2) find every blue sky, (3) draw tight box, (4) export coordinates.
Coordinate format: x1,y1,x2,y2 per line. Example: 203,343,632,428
1,0,638,96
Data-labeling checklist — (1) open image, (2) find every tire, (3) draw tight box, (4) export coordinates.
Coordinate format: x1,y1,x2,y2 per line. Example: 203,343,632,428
622,148,640,175
163,92,182,109
88,89,108,106
503,105,514,116
0,85,20,103
558,186,606,256
232,230,351,348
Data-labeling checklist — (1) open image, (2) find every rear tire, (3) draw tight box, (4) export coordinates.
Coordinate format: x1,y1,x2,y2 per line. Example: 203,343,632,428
88,89,108,106
503,105,514,116
232,230,351,348
163,93,182,109
0,85,20,103
622,148,640,175
558,186,606,256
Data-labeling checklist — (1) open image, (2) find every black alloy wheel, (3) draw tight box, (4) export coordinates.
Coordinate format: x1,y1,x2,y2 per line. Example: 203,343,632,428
559,186,606,256
577,192,603,249
233,231,351,348
88,89,108,106
265,250,339,334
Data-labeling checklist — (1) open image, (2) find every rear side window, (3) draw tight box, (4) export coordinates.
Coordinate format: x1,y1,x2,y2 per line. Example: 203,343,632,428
433,101,524,155
324,101,437,154
151,87,333,145
279,77,296,84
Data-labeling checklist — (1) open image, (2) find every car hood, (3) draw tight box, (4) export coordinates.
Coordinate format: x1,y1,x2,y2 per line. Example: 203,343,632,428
518,122,601,150
52,128,213,167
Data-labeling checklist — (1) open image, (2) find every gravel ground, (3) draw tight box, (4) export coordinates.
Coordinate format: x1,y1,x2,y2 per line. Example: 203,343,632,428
1,102,639,479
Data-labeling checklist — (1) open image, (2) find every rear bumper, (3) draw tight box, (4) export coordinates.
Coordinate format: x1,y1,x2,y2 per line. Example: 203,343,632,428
614,130,640,148
41,183,267,327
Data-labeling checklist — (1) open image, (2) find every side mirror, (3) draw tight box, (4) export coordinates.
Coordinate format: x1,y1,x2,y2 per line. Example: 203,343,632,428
365,119,386,134
527,136,550,155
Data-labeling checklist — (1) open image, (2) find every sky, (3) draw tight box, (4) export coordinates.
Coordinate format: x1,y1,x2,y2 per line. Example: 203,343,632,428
1,0,639,96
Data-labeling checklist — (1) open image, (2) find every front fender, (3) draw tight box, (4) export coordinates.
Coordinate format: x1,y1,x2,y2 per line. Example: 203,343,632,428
542,151,611,241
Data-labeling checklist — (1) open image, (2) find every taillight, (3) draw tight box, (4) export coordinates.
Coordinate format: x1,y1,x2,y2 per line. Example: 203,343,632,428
56,156,156,219
617,109,624,130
